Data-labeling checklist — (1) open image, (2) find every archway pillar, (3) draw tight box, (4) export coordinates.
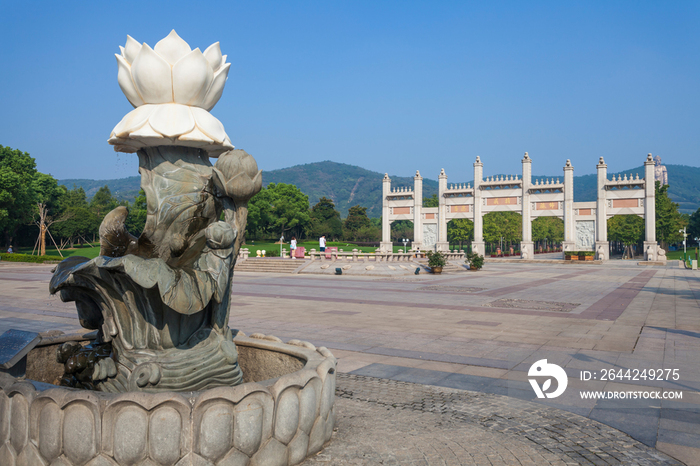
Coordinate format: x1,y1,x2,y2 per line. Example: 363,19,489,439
413,171,423,251
436,169,450,251
471,157,485,256
562,159,576,253
595,157,609,260
520,153,534,259
643,153,659,260
380,173,393,252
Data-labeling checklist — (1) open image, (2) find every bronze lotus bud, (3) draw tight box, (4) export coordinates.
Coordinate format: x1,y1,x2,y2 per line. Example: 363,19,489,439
205,221,236,249
213,149,263,202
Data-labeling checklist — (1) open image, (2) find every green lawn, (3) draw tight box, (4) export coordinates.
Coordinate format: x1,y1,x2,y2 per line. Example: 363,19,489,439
667,249,699,262
16,244,101,260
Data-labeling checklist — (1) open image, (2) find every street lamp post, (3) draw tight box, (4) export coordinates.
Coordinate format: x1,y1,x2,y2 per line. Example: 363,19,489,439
679,228,688,263
402,238,409,253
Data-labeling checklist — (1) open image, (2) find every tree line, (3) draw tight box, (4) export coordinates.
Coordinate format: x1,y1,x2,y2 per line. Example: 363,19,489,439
2,144,697,252
1,145,146,252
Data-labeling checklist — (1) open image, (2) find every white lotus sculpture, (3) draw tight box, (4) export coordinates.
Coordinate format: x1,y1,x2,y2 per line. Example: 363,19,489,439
109,30,234,156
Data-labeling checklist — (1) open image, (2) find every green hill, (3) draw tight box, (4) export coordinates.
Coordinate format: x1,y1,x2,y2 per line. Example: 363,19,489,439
261,161,438,217
58,176,141,202
59,162,700,217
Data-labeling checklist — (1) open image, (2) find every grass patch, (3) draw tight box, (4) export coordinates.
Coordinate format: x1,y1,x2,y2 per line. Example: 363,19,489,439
14,244,101,260
667,249,699,261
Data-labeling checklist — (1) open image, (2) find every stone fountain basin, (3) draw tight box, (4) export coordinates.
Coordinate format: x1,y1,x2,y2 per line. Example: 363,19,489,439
0,332,336,466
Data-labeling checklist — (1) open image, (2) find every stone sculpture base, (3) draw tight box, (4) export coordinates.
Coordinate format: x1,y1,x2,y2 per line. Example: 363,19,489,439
0,332,336,466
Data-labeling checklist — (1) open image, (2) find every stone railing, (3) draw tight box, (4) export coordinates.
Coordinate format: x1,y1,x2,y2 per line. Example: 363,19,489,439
237,248,250,260
308,249,465,262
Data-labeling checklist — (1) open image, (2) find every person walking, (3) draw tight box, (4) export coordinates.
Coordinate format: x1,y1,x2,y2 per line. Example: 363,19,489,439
319,235,326,253
290,236,297,259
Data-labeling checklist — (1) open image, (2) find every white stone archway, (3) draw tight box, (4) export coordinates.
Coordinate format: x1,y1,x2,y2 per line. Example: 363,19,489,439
381,154,661,261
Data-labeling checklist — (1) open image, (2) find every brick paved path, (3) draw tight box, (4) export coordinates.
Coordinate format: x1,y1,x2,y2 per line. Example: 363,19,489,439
302,374,681,465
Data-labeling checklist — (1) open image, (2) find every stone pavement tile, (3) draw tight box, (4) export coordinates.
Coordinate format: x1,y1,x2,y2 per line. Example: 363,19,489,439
588,407,660,447
414,360,475,374
655,442,700,466
455,365,509,379
349,363,411,379
391,367,452,386
657,428,700,451
659,417,700,436
437,372,496,392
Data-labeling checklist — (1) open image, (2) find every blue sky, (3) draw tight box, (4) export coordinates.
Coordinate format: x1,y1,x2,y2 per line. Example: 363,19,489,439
1,1,698,182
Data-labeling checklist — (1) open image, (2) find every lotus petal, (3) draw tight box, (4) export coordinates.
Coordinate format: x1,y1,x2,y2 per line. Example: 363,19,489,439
172,49,213,106
149,103,195,138
131,43,174,104
154,30,191,65
252,170,263,193
240,152,260,178
119,46,126,57
130,122,163,138
191,107,227,142
124,35,142,64
203,42,223,71
116,54,145,107
112,104,154,137
201,63,230,111
224,173,256,200
178,126,214,143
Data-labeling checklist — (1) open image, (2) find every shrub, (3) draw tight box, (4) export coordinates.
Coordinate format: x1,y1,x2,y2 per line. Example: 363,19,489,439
426,250,447,268
0,253,62,263
465,252,484,270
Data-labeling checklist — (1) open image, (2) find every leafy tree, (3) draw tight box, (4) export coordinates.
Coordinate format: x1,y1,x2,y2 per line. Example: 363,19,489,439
353,225,381,242
52,185,99,247
59,185,89,210
532,217,564,248
53,208,100,248
608,215,644,258
391,220,413,242
483,212,522,250
423,194,439,207
90,185,119,218
309,197,343,240
246,183,310,239
125,189,148,237
447,219,473,250
343,205,372,240
688,207,700,247
655,181,686,247
0,145,41,246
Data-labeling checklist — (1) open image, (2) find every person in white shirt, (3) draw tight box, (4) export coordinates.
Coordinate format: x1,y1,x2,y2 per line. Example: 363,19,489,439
319,235,326,252
290,236,297,259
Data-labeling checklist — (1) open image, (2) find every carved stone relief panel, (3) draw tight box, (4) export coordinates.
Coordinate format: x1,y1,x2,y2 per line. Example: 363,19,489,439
423,224,437,248
575,220,595,250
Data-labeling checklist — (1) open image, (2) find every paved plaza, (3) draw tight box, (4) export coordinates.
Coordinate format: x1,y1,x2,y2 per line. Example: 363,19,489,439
1,260,699,465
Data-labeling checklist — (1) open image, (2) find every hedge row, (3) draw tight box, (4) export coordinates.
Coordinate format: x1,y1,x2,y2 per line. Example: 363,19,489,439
564,251,595,256
0,253,63,263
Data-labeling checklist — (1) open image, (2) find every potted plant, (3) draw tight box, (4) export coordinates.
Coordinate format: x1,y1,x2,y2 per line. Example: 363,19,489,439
426,250,447,274
466,252,484,270
564,251,577,261
582,251,595,261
